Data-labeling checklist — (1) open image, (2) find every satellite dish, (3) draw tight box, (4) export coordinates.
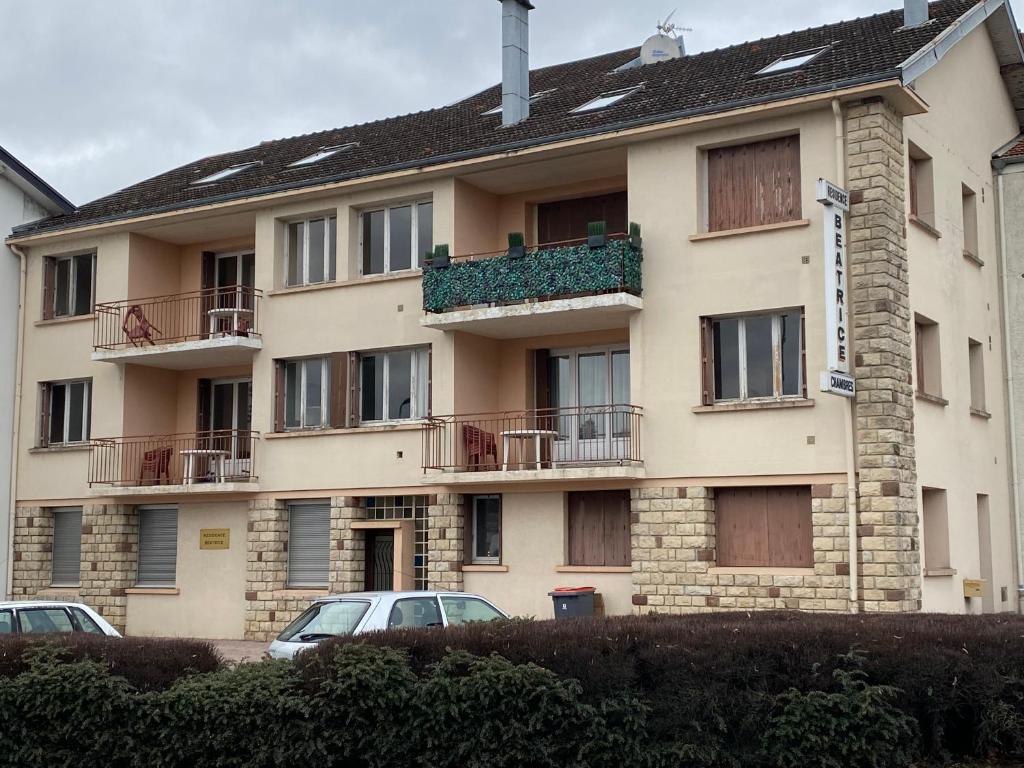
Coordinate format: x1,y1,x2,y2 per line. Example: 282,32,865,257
640,33,683,65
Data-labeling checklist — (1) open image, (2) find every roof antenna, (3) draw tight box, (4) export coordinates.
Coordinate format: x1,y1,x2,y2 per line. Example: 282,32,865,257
640,9,689,64
656,9,691,54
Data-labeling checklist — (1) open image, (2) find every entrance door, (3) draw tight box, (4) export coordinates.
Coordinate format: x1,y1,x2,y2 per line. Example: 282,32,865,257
211,251,256,335
365,531,395,591
211,378,252,478
549,346,630,464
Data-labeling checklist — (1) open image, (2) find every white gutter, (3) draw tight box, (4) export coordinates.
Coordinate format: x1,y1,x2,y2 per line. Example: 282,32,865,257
833,98,859,613
5,243,27,600
995,171,1024,612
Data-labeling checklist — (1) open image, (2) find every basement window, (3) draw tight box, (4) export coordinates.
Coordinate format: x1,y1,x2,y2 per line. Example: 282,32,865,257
571,85,642,113
288,144,359,167
192,162,260,185
482,89,557,116
754,46,829,76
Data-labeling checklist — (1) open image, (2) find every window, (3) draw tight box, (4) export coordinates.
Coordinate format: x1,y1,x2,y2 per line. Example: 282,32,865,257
716,486,812,568
288,144,358,167
914,315,943,400
39,379,91,447
962,184,979,260
388,596,443,629
17,607,75,634
70,607,103,634
277,600,370,641
137,506,178,588
482,88,556,115
922,487,950,571
360,201,433,275
51,507,82,587
571,85,642,113
43,252,94,319
192,161,260,185
969,338,987,414
440,596,504,626
285,216,337,286
705,136,801,232
908,143,935,228
287,501,330,588
0,610,11,634
567,490,630,567
282,357,331,430
360,347,430,422
469,495,501,565
701,310,803,404
754,46,828,76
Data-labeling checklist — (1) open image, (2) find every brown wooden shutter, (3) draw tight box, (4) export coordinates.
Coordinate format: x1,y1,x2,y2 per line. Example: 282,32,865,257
42,259,56,320
716,487,769,567
700,317,715,406
766,486,813,568
568,491,622,567
201,251,217,330
38,383,52,448
201,251,216,290
602,491,631,567
329,353,348,429
347,352,361,428
273,361,286,432
537,192,627,244
800,312,808,399
707,137,800,232
195,378,213,432
534,348,551,435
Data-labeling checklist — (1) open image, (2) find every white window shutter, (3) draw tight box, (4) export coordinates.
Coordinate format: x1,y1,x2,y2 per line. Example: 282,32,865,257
288,502,330,587
51,507,83,587
137,507,178,587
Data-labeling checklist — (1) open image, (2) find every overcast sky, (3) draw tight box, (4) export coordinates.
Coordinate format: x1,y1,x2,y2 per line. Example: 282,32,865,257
2,0,1021,206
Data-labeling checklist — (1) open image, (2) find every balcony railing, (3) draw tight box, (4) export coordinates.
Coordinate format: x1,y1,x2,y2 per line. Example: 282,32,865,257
422,235,642,314
94,287,262,351
422,405,642,473
89,430,259,488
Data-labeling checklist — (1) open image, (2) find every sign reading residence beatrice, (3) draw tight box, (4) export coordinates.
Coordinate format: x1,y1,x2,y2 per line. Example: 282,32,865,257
199,528,230,550
817,178,855,399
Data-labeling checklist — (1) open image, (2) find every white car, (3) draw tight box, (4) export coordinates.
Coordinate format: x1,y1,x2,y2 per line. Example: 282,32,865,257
0,601,121,637
267,591,507,660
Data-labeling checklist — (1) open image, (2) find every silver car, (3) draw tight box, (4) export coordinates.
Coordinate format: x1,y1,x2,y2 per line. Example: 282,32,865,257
0,601,121,637
267,591,507,660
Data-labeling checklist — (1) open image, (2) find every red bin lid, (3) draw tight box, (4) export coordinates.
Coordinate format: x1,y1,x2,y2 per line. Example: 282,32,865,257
552,586,596,594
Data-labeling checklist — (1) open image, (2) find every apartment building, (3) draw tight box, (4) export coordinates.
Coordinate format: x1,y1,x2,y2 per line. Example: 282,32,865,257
0,146,73,598
5,0,1024,640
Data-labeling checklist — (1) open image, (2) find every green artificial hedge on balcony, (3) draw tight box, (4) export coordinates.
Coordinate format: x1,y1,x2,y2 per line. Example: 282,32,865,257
422,238,642,314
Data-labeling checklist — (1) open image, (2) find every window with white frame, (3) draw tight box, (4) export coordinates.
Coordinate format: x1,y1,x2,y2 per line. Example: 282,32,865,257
469,495,501,565
360,201,433,275
283,357,331,430
286,216,337,287
360,347,429,422
41,379,91,446
44,253,94,319
704,310,803,402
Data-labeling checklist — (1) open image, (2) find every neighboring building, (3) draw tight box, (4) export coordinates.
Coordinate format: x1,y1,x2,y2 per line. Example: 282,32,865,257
5,0,1024,639
0,146,73,600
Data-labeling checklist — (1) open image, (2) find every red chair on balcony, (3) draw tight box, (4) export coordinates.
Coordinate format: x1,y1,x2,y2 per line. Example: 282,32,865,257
122,305,160,347
462,424,497,471
139,445,172,485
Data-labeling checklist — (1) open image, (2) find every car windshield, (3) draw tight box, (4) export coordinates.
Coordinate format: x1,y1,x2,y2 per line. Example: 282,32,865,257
277,601,370,643
440,596,505,626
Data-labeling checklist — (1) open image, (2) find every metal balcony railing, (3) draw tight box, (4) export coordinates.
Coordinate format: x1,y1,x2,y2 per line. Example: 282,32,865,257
93,287,262,351
422,405,642,472
88,430,259,487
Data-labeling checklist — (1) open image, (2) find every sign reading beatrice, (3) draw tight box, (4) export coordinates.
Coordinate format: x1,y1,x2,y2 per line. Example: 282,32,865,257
817,178,855,398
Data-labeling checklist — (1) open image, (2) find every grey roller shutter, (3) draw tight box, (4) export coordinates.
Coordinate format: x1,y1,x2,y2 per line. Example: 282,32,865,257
288,502,330,587
51,507,82,587
137,506,178,587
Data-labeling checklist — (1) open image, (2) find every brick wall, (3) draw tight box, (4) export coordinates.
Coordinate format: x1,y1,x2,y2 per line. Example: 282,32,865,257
79,504,137,632
427,494,464,592
10,506,52,598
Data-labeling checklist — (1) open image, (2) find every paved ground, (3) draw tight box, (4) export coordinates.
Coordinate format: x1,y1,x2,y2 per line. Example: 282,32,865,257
209,639,270,664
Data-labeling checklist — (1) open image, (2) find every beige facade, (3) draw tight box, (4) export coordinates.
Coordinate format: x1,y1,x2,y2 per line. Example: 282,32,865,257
6,18,1022,639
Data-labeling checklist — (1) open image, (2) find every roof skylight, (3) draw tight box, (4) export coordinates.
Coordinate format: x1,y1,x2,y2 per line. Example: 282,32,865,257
289,143,359,167
192,161,260,185
755,46,829,76
571,85,642,114
481,88,557,116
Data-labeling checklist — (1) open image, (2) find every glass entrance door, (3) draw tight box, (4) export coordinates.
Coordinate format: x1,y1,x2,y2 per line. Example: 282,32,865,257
212,252,255,335
549,346,630,464
211,378,252,477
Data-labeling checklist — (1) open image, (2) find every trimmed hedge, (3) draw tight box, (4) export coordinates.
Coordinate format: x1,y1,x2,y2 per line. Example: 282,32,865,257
2,613,1023,767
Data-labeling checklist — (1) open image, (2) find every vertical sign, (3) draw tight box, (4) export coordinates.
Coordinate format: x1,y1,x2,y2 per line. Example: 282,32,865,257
817,178,855,398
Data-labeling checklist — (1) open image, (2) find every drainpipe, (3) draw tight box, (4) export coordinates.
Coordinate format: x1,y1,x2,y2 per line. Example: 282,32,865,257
995,170,1024,613
5,243,27,600
834,98,859,613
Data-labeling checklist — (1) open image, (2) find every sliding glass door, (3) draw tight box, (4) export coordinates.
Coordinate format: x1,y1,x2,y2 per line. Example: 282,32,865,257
211,378,252,476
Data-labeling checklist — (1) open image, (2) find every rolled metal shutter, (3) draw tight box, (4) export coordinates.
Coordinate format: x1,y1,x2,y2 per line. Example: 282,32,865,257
287,502,330,587
51,507,83,587
137,506,178,587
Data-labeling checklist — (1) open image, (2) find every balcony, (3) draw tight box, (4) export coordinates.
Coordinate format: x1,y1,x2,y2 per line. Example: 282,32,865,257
420,235,642,338
92,288,262,369
421,405,644,484
88,430,259,496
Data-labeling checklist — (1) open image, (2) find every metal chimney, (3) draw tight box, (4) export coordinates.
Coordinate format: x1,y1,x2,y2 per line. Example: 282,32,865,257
499,0,534,126
904,0,928,27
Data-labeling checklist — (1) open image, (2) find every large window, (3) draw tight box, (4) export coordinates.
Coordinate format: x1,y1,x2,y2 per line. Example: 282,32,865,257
360,347,430,422
567,490,630,567
469,495,501,565
137,506,178,588
701,311,803,404
40,379,91,447
44,253,94,319
360,201,432,275
285,215,337,287
283,357,331,430
51,507,83,588
287,501,330,588
716,486,812,568
705,136,801,232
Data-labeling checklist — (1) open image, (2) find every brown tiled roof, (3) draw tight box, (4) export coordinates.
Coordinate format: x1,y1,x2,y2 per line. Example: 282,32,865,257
1000,136,1024,157
14,0,980,237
